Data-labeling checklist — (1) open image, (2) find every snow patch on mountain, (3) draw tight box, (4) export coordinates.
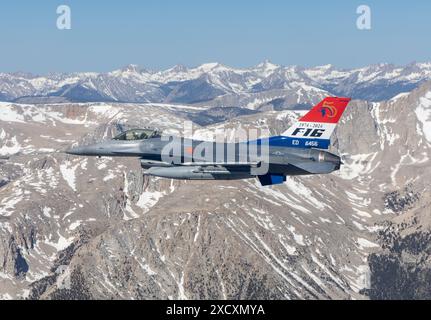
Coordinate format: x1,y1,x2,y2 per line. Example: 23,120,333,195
0,104,25,123
59,161,79,191
0,136,21,156
415,91,431,142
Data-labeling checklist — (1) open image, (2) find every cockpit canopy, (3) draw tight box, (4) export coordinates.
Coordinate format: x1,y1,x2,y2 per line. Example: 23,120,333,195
113,129,161,141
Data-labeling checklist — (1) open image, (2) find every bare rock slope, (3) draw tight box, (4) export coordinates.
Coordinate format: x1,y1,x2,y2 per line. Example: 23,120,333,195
0,83,431,299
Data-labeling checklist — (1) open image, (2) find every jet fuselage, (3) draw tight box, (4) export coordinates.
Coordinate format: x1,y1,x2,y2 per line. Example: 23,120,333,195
66,136,341,182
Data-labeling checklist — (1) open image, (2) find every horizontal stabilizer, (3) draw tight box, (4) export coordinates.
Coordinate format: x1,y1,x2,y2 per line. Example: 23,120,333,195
290,161,337,174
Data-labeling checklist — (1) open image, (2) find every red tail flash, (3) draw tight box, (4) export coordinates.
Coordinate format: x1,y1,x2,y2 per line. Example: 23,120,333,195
299,97,351,124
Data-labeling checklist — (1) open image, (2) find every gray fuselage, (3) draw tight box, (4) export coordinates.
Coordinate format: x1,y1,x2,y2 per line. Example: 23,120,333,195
66,136,341,182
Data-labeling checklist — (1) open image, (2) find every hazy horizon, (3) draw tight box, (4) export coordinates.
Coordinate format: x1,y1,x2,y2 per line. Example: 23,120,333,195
3,60,431,76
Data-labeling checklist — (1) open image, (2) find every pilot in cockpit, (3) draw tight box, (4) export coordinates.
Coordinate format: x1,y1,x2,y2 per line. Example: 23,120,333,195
113,129,161,141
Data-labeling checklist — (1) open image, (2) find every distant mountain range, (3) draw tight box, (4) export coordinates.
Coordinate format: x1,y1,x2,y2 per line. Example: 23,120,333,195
2,61,431,106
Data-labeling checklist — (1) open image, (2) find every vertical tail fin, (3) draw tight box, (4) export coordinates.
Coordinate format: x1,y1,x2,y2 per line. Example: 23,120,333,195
280,97,351,149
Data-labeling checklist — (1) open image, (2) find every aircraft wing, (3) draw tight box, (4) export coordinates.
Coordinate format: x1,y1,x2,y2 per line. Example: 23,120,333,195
256,161,339,186
288,161,339,174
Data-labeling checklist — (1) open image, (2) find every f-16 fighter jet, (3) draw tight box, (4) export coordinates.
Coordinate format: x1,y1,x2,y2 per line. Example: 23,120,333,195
66,97,351,186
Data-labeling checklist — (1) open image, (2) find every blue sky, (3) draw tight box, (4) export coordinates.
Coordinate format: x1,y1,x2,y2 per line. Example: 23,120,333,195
0,0,430,74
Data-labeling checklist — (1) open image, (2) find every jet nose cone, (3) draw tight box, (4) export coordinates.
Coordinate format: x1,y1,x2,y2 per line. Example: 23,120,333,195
65,146,84,155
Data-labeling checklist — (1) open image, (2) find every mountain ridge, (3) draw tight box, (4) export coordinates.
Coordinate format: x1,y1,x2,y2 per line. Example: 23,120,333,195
2,61,431,105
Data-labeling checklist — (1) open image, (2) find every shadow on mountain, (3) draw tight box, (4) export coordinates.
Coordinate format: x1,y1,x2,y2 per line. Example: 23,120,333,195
49,84,118,103
363,231,431,300
163,77,226,104
186,107,260,126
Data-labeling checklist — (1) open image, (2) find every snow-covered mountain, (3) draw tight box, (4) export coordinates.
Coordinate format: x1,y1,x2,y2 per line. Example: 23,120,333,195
2,62,431,105
1,79,431,299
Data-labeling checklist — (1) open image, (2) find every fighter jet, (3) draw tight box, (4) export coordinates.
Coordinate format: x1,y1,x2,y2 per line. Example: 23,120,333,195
66,97,351,186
